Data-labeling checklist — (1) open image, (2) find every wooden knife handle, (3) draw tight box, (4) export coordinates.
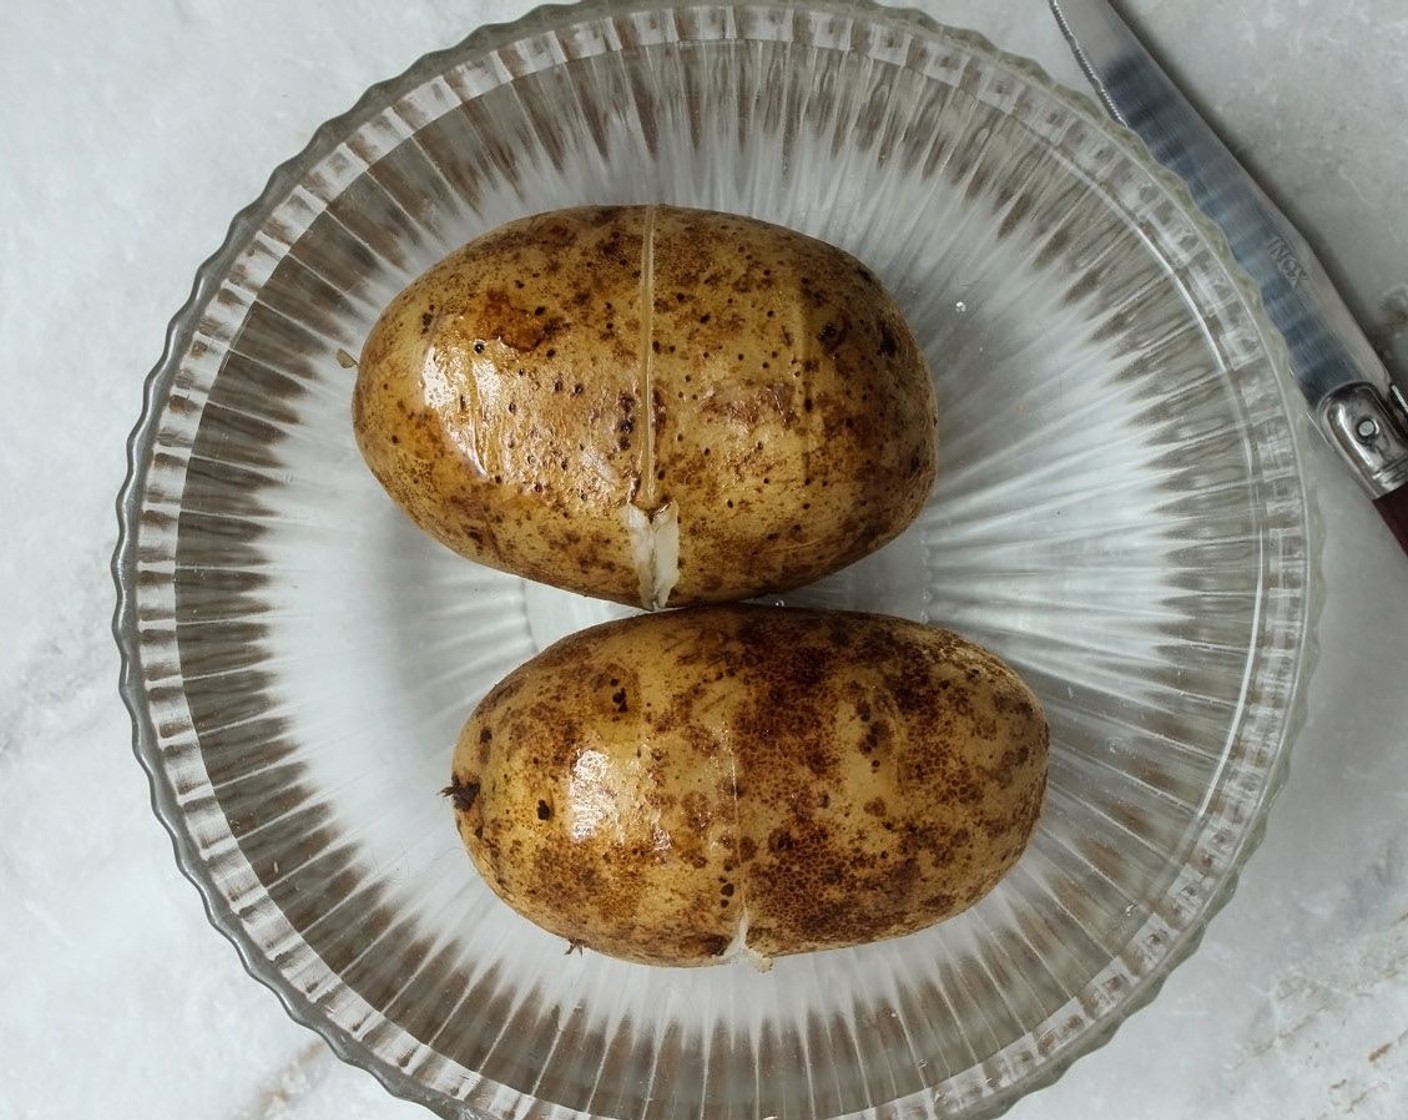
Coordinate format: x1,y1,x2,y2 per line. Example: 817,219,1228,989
1374,486,1408,555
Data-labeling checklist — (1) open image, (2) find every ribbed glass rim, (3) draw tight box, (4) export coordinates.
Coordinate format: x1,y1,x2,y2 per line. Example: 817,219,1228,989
112,2,1322,1116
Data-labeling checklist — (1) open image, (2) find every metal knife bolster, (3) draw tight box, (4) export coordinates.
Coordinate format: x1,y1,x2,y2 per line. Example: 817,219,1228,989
1322,383,1408,498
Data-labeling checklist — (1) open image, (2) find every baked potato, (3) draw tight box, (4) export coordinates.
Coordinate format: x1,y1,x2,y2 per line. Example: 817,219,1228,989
447,605,1047,967
353,205,937,609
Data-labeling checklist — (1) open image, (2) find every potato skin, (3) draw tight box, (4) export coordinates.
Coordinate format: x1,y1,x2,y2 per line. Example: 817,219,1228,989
449,606,1047,967
646,207,936,602
354,205,937,609
354,207,648,603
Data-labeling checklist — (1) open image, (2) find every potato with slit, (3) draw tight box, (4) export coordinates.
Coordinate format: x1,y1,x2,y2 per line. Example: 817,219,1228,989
353,205,937,610
447,605,1047,967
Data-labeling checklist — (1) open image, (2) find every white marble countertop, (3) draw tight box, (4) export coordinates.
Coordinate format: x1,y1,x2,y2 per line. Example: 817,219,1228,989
3,1,1406,1117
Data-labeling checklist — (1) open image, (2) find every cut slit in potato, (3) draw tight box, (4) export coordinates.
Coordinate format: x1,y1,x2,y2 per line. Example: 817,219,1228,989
621,500,680,611
353,205,938,609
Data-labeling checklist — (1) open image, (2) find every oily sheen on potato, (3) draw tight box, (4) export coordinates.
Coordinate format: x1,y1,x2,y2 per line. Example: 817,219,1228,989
447,605,1048,967
353,205,938,610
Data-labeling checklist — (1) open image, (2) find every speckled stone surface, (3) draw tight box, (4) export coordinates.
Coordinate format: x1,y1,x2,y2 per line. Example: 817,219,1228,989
2,1,1405,1117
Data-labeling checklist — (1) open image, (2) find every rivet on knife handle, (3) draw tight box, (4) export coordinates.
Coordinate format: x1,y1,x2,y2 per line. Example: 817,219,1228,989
1323,385,1408,499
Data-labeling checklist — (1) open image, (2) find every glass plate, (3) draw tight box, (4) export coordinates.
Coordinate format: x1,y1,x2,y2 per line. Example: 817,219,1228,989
114,1,1319,1117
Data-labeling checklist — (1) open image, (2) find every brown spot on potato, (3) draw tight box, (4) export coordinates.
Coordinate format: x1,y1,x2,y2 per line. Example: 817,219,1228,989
443,776,480,813
694,934,731,957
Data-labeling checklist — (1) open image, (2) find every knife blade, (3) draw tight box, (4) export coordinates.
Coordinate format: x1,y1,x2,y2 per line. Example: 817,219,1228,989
1048,0,1408,554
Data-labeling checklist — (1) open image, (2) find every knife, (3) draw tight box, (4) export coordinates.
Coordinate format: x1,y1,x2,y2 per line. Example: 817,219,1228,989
1048,0,1408,553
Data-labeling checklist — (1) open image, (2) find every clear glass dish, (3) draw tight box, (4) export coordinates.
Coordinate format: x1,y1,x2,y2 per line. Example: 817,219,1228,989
113,1,1319,1117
